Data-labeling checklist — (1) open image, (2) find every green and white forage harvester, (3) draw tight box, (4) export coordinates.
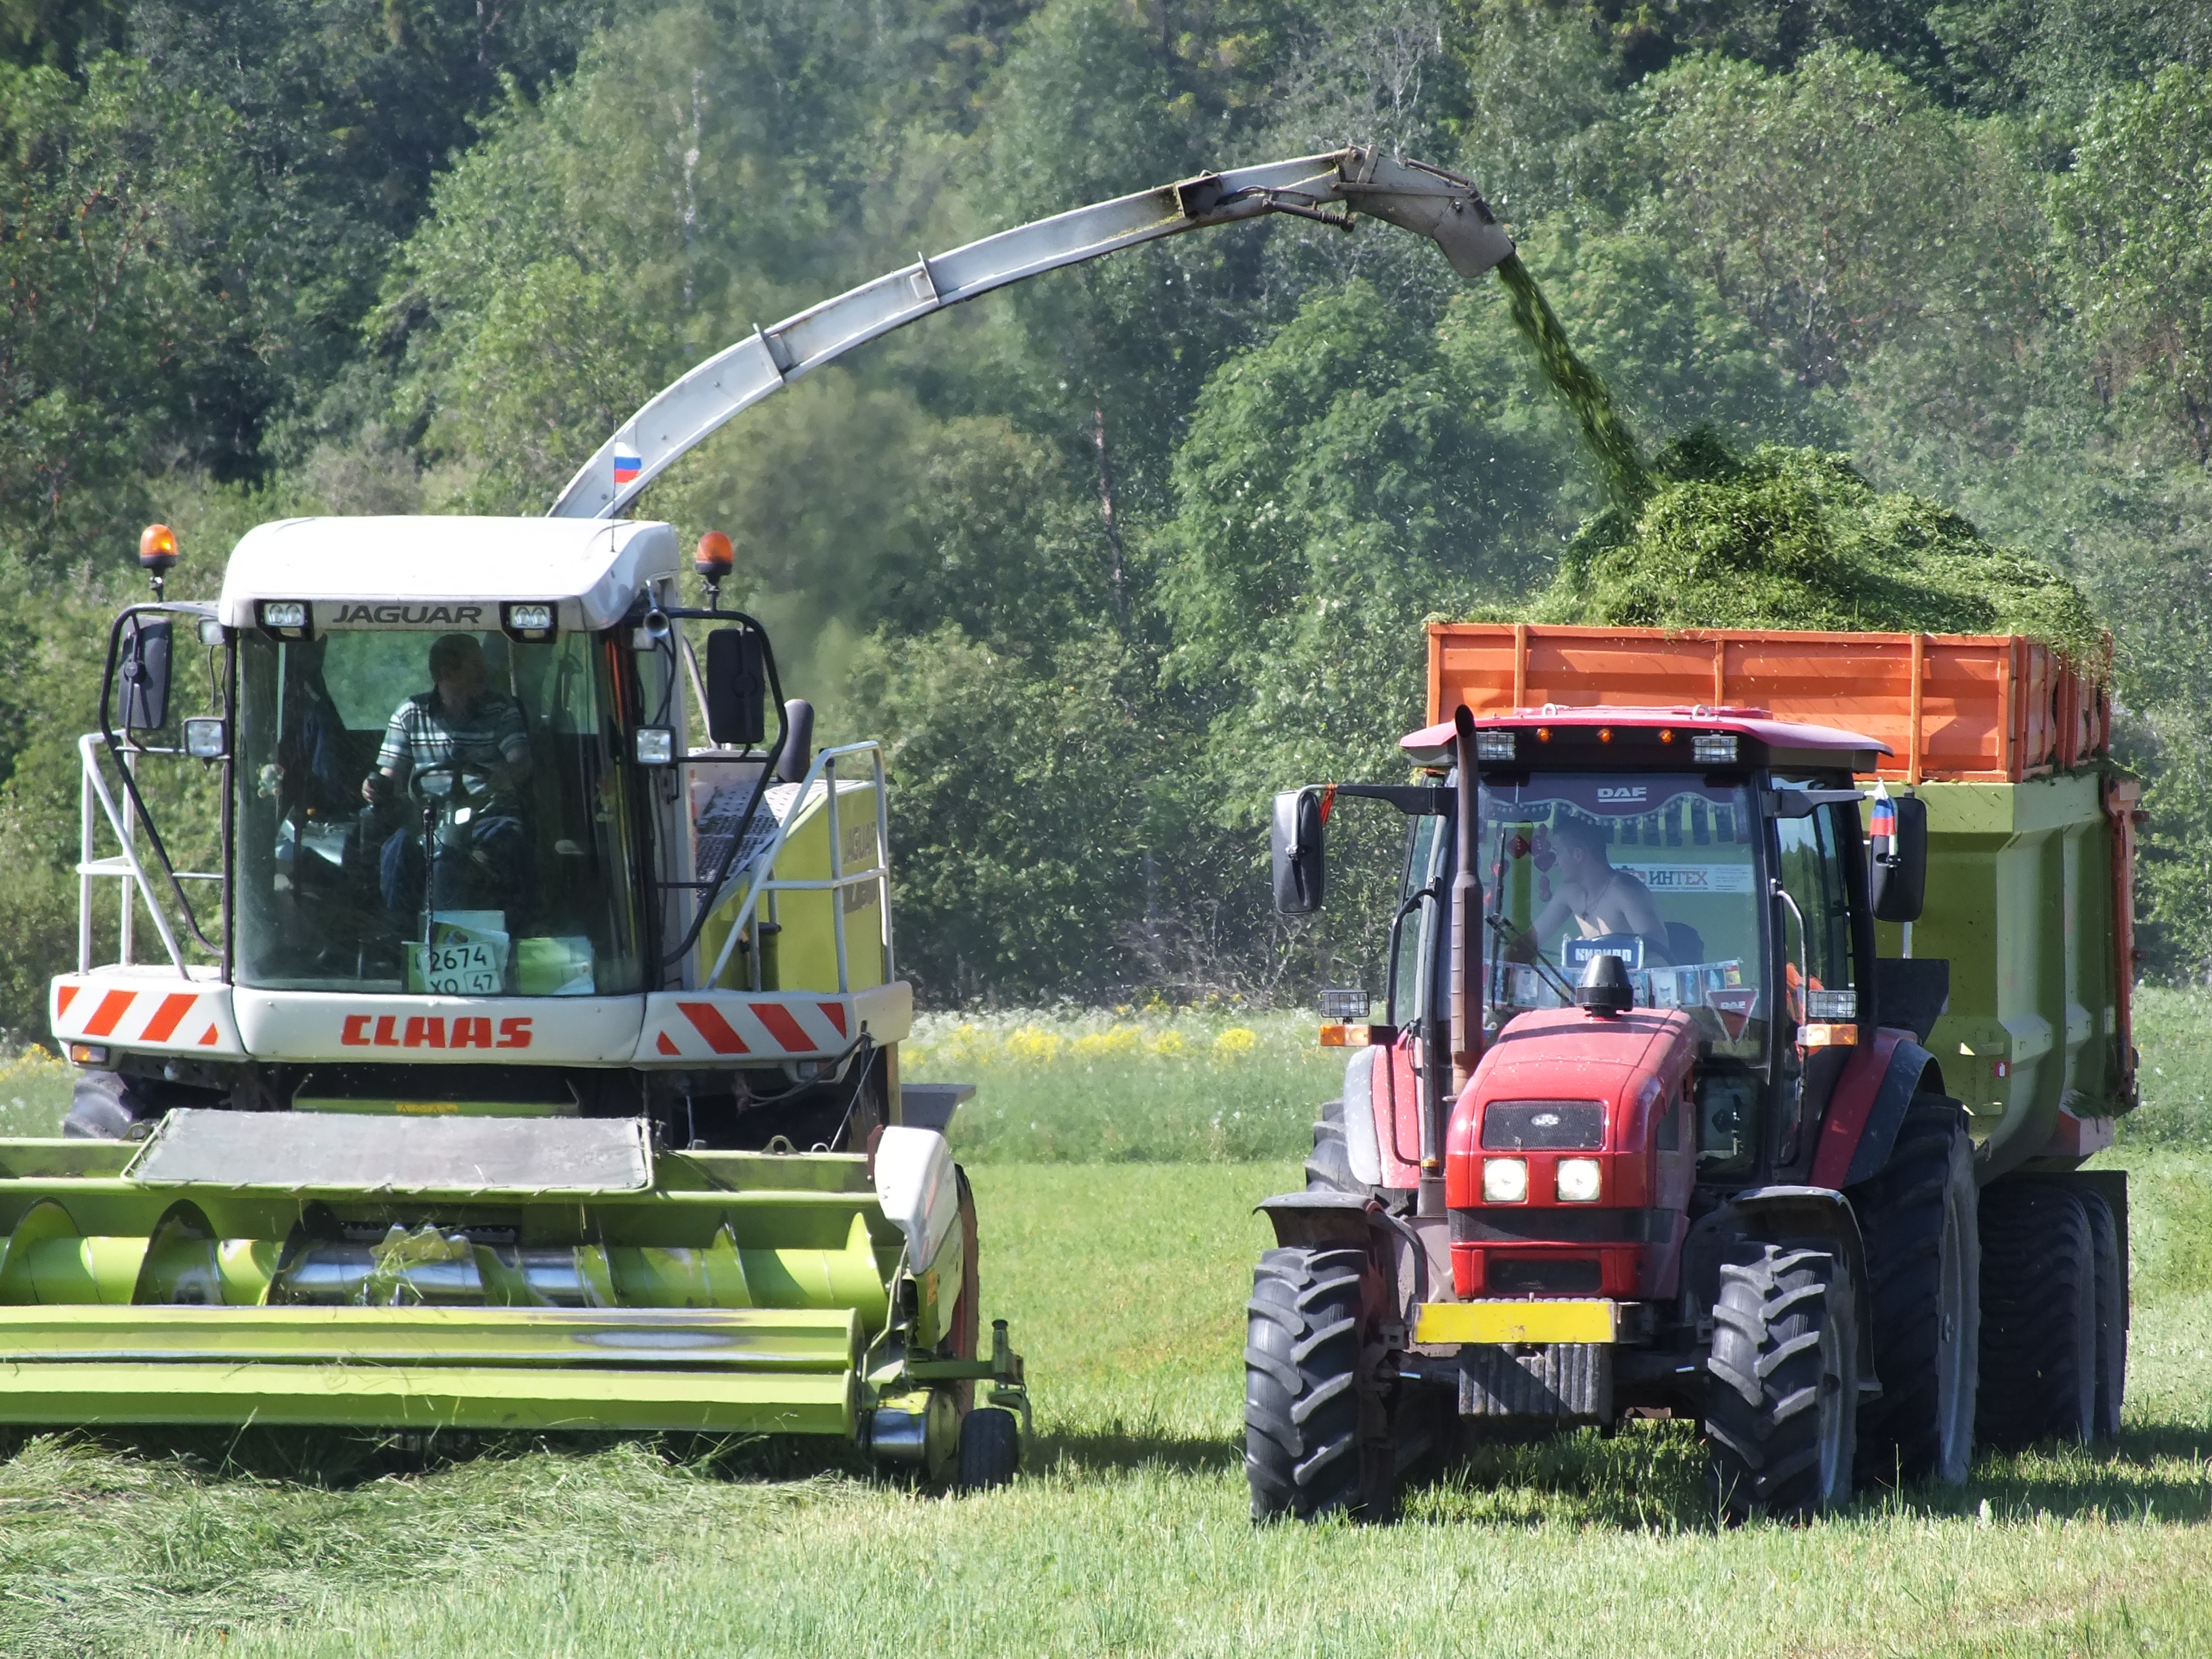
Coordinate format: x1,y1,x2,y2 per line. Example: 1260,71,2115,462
17,145,1526,1475
1251,626,2139,1520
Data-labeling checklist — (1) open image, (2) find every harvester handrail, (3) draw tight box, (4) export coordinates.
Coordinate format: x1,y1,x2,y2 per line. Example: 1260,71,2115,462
698,739,893,994
76,731,194,975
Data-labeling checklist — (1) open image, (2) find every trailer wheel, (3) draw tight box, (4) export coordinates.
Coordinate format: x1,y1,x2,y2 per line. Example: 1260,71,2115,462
2079,1189,2127,1441
1848,1097,1978,1486
1704,1243,1859,1522
1976,1183,2095,1449
956,1407,1021,1492
1244,1245,1370,1521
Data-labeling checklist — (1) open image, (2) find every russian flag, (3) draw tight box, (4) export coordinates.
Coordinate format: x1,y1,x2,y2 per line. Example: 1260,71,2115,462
613,449,642,486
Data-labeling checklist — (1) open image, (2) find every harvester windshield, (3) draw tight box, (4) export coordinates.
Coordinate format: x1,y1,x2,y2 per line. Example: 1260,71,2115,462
233,628,647,995
1475,773,1769,1056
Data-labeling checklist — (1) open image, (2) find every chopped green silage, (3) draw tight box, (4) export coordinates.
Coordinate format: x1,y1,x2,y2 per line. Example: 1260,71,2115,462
1532,434,2105,662
1494,252,1650,512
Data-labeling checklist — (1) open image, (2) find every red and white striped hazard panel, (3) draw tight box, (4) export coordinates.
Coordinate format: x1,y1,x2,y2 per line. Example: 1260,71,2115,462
634,986,912,1063
51,975,242,1055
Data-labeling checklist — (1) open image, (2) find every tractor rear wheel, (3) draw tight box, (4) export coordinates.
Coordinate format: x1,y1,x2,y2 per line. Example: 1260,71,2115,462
1305,1097,1359,1193
1245,1245,1370,1521
1976,1182,2095,1449
1847,1096,1978,1486
2080,1189,2127,1441
1704,1243,1859,1522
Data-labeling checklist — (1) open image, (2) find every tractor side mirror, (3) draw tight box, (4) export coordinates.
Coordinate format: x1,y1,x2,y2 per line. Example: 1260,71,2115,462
703,627,766,747
118,616,173,732
776,698,815,783
1870,792,1927,923
1271,789,1326,915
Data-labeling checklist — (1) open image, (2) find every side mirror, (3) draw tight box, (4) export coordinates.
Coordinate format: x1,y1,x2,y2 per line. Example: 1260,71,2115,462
1870,792,1927,923
119,616,172,731
1271,788,1326,915
703,628,766,747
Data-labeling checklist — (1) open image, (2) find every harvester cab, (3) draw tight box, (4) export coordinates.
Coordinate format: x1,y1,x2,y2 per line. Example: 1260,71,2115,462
1252,653,2135,1522
23,515,1025,1481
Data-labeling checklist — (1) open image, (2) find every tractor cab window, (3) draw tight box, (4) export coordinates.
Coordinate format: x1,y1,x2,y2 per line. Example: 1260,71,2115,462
1477,771,1768,1046
1770,783,1858,1026
233,629,646,996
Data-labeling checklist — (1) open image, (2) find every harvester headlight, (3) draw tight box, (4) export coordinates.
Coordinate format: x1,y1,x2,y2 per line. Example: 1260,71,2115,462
502,602,556,640
1555,1157,1602,1203
1475,730,1517,761
257,600,310,637
634,726,676,766
1482,1157,1529,1204
183,717,226,760
1693,733,1738,764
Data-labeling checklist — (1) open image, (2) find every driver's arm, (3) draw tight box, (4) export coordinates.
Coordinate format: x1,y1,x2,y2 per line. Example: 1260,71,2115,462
1612,876,1674,964
487,702,531,791
363,704,414,803
1505,889,1575,963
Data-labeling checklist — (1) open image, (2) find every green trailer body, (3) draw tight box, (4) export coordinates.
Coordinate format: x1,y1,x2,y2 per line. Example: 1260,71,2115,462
1881,772,2141,1179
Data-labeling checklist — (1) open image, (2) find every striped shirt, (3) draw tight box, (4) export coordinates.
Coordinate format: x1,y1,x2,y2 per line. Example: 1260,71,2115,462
377,690,529,787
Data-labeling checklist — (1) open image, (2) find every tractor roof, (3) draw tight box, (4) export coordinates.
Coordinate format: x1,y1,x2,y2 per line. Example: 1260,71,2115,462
218,516,679,632
1399,705,1890,774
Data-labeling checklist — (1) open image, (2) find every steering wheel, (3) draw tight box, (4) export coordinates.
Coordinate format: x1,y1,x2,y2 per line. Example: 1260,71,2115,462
405,762,493,808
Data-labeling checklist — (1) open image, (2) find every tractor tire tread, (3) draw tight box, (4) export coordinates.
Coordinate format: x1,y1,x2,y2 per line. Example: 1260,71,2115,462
1245,1245,1370,1522
1703,1243,1856,1522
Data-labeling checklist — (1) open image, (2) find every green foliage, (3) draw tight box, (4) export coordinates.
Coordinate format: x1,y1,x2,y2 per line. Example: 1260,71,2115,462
2051,66,2212,466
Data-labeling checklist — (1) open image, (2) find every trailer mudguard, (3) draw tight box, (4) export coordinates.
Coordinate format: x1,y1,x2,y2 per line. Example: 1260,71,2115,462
1809,1029,1942,1189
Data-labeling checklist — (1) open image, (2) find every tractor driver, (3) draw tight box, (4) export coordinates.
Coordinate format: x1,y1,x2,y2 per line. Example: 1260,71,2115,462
1503,812,1673,968
363,632,532,915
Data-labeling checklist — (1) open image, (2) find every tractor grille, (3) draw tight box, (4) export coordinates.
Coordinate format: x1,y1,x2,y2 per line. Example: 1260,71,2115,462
1480,1101,1605,1150
1486,1255,1603,1295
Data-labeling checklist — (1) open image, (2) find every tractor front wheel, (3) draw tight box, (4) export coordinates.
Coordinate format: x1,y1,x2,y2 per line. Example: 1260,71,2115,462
1244,1245,1372,1521
1704,1243,1860,1522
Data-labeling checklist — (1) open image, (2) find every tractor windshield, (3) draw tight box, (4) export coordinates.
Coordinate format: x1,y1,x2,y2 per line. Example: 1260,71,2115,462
1478,772,1767,1063
232,629,647,996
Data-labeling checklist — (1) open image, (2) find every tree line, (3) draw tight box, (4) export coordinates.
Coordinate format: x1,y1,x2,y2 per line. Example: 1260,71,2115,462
1,0,2209,1031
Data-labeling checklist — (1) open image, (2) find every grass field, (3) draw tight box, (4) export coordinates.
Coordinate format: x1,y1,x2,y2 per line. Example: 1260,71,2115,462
0,999,2207,1655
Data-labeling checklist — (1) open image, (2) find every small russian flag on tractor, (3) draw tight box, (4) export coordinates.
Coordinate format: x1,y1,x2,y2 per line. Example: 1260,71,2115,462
613,449,642,485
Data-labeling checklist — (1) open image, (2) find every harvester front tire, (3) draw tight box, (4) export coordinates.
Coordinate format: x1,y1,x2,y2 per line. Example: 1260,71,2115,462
62,1071,158,1139
2081,1189,2127,1441
1245,1245,1368,1521
1975,1182,2095,1449
956,1407,1020,1492
1704,1244,1859,1523
1848,1097,1978,1486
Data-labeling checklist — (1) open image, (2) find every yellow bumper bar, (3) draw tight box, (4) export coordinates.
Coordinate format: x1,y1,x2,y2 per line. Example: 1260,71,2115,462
1413,1299,1618,1345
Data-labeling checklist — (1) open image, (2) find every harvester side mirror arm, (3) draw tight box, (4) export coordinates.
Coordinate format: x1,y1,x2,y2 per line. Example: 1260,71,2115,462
95,601,226,963
549,148,1513,521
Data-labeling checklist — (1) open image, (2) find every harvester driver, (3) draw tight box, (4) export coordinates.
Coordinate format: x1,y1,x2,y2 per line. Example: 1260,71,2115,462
362,632,532,914
1504,813,1673,968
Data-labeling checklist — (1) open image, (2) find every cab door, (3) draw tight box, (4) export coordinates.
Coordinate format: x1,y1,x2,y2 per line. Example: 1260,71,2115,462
1770,796,1860,1172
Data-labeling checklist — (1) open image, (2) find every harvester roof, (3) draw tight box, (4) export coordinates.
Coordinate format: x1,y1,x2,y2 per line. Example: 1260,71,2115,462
1399,705,1890,773
218,516,679,631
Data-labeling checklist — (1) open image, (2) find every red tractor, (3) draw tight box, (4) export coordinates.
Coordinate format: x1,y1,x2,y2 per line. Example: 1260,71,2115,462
1248,671,2131,1521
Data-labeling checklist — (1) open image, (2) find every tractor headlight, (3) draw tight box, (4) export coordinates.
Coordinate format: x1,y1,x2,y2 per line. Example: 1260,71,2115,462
1555,1157,1603,1203
182,717,226,760
1482,1157,1528,1204
1692,733,1738,764
634,726,675,766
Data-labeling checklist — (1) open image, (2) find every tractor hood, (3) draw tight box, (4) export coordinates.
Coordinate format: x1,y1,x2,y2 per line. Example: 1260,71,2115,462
218,516,681,632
